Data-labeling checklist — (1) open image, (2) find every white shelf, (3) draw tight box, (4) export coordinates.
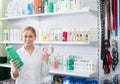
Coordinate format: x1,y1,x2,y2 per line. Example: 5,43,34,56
41,41,90,45
0,41,98,46
0,7,97,23
0,41,24,44
49,69,98,78
0,63,11,68
0,41,40,44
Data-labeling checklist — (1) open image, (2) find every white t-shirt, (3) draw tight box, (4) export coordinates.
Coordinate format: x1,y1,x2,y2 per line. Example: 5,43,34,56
11,46,49,84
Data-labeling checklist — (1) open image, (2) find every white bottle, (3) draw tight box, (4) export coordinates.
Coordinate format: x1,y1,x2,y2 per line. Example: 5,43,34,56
47,44,53,55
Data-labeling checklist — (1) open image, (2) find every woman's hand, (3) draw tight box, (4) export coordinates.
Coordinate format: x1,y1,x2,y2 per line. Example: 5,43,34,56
42,46,54,64
10,59,19,78
42,46,54,56
10,59,20,69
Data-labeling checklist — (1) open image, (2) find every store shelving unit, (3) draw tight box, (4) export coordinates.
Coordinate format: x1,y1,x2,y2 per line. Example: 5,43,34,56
0,1,99,79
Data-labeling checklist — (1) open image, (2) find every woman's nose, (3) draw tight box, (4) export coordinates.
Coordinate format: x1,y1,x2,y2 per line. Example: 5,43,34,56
26,37,30,41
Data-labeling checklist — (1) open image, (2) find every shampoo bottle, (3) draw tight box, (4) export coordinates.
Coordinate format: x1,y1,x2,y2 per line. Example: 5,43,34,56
5,46,24,68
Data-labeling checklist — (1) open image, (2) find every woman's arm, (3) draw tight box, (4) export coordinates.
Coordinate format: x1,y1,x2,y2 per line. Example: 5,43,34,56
10,60,19,79
11,68,19,79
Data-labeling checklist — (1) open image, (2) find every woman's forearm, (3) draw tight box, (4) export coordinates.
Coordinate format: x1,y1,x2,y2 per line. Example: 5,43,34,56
11,69,19,79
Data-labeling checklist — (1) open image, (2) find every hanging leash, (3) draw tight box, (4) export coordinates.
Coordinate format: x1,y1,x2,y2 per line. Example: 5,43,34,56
102,41,112,74
100,0,106,60
100,0,113,74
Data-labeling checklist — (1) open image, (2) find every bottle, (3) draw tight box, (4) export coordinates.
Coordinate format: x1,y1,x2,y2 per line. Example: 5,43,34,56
5,46,24,68
3,29,9,41
47,44,53,55
34,0,42,14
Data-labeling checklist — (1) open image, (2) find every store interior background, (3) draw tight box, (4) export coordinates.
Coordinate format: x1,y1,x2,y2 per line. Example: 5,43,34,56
0,0,120,84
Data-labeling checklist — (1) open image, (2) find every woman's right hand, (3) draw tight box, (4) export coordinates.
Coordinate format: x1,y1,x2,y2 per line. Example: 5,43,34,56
10,59,20,69
10,59,19,78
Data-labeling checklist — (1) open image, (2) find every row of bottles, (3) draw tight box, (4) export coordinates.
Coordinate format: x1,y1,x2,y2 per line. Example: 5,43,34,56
2,28,91,42
48,55,98,73
41,28,91,42
3,29,22,42
5,0,85,17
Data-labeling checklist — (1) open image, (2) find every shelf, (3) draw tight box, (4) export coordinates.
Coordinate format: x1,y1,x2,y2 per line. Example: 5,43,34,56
0,41,24,44
0,63,11,68
0,41,39,44
0,41,98,46
41,41,91,45
49,69,98,78
0,7,97,23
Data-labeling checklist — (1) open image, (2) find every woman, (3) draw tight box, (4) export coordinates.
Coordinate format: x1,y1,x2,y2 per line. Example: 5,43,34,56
10,26,53,84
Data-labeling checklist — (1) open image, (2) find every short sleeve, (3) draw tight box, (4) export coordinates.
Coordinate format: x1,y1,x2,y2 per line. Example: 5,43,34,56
41,58,49,77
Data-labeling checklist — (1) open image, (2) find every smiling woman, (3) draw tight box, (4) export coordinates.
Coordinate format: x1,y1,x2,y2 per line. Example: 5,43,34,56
10,26,53,84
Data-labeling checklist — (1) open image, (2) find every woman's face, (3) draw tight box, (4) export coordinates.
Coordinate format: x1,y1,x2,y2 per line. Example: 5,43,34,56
23,30,36,47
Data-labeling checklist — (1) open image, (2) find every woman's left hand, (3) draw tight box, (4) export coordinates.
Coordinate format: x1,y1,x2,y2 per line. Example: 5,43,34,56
42,46,54,64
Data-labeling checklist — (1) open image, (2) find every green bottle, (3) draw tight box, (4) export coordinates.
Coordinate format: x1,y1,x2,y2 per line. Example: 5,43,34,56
5,46,24,68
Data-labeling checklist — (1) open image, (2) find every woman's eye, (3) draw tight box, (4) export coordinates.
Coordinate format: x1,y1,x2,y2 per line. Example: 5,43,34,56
24,35,33,38
24,35,27,38
29,36,33,38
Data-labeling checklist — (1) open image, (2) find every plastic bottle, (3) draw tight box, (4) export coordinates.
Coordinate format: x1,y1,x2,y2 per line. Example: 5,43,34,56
5,46,24,68
47,44,53,55
3,29,9,41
